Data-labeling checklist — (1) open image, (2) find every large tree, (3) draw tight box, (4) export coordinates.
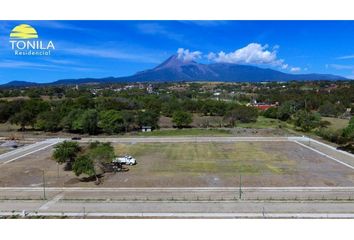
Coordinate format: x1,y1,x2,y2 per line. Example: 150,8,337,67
72,155,97,181
35,111,61,132
72,109,99,135
52,141,81,170
9,110,35,131
98,110,124,134
293,110,321,132
72,142,114,184
342,117,354,141
137,110,160,129
172,111,193,128
224,105,258,127
87,141,115,164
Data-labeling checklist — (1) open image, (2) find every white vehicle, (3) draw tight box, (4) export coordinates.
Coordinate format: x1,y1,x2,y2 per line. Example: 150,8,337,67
113,155,137,165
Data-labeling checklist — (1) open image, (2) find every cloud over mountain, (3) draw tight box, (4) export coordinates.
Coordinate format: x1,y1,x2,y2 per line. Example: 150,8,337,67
207,43,288,69
177,48,202,62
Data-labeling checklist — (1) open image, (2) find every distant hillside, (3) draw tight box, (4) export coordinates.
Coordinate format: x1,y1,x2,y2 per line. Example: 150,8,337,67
1,80,39,87
1,55,347,87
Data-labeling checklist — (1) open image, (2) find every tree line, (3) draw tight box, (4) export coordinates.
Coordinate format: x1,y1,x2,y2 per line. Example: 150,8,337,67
0,95,259,134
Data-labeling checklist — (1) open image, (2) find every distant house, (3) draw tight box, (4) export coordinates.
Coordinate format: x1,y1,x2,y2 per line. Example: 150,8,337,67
254,104,274,111
141,126,152,132
249,99,277,111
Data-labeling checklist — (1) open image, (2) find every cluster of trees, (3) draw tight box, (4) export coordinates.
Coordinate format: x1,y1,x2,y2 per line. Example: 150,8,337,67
257,83,354,118
0,93,259,134
263,99,354,147
53,141,115,183
316,117,354,146
263,100,331,132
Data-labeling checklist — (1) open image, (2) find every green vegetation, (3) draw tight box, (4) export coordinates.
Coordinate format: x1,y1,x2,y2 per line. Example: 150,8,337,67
322,117,349,131
172,111,193,128
0,81,353,148
237,116,285,129
293,110,321,132
52,141,115,184
52,141,81,170
223,105,258,127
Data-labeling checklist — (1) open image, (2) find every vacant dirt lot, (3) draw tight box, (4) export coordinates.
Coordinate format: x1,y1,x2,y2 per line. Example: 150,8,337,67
0,141,354,187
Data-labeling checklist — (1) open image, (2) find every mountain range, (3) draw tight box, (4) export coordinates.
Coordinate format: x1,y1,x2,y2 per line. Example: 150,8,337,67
1,55,348,87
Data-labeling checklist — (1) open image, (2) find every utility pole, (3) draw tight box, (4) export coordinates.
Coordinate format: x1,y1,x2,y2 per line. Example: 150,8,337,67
262,207,265,218
57,163,60,180
42,170,46,200
239,173,242,200
308,135,311,147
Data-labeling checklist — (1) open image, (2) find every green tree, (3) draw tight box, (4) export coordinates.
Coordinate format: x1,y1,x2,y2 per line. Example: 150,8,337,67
98,110,124,134
9,110,35,130
137,110,160,129
72,109,99,134
87,141,115,164
121,110,135,132
172,111,193,128
263,107,278,119
0,101,12,123
224,105,258,127
72,142,114,183
72,155,97,181
52,141,81,170
35,111,61,132
318,101,345,117
293,110,321,132
342,117,354,141
60,109,84,132
277,101,296,121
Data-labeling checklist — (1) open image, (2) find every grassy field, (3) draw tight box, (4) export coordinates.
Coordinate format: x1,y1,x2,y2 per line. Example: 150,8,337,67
237,116,288,129
322,117,349,131
1,140,353,187
114,142,294,175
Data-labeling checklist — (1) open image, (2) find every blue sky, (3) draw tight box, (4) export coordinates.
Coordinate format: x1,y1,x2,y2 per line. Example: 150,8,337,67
1,20,354,83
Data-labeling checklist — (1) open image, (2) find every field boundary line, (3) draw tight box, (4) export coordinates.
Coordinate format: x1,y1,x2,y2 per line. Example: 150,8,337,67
0,139,64,165
39,193,64,210
2,187,354,192
293,140,354,170
307,137,354,159
1,211,354,218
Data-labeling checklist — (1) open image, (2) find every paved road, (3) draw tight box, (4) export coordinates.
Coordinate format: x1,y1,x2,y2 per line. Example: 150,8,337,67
2,186,354,218
0,138,65,165
1,199,354,218
2,187,354,201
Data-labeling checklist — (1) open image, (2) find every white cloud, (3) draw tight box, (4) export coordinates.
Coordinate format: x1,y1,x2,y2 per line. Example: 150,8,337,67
136,23,183,42
63,47,160,63
281,64,289,70
337,55,354,60
0,59,98,72
180,20,228,27
177,48,202,62
328,64,354,70
208,43,287,69
290,67,301,72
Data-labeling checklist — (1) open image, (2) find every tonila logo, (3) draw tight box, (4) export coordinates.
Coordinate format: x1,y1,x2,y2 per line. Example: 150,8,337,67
9,24,55,56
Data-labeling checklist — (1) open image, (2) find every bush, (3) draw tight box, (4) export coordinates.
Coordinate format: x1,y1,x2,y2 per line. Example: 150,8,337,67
172,111,193,128
293,110,321,132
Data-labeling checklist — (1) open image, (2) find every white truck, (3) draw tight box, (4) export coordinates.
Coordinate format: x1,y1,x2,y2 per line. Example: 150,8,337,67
113,155,137,165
